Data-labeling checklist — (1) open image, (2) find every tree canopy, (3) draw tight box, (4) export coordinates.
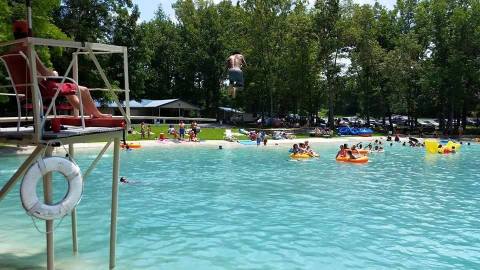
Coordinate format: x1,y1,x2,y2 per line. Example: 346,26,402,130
1,0,479,130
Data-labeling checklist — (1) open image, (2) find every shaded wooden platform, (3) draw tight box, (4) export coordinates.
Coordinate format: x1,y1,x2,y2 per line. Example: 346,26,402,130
0,126,124,146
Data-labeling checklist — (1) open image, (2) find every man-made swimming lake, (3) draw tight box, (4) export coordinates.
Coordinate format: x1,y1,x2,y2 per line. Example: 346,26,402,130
0,142,479,269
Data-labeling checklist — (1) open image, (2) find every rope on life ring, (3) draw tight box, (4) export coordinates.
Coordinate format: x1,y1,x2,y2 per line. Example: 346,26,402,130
20,157,83,220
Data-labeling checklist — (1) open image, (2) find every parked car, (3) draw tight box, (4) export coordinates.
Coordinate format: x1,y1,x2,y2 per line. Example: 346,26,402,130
338,118,350,126
352,118,365,126
429,119,440,127
385,120,397,128
368,119,379,127
417,119,436,128
391,115,408,123
466,118,477,126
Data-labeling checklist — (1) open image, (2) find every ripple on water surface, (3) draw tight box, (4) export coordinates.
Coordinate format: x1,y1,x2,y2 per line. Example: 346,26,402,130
0,143,479,269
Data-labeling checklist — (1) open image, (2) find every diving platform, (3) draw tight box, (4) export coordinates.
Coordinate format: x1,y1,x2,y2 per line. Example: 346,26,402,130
0,126,124,145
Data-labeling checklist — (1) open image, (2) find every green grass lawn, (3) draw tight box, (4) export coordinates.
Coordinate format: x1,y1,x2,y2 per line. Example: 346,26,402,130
126,124,315,141
127,124,249,141
465,127,480,135
125,124,387,141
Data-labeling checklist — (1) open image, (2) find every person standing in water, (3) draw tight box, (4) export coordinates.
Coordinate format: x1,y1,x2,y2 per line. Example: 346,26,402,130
226,52,246,98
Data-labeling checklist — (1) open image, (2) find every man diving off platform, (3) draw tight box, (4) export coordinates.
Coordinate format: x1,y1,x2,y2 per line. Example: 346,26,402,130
226,51,246,98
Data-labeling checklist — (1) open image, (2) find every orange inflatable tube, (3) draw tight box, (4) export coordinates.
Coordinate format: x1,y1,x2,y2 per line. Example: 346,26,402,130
121,143,142,149
336,156,368,163
357,149,370,155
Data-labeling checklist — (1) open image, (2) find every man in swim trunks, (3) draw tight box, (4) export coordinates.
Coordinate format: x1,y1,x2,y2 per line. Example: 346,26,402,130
179,120,185,140
226,51,246,98
8,21,110,118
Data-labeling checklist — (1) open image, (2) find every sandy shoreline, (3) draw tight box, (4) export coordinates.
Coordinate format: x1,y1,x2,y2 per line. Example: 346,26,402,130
0,136,381,155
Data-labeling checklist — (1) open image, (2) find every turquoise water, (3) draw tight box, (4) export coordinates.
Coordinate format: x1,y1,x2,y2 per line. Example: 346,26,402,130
0,142,480,269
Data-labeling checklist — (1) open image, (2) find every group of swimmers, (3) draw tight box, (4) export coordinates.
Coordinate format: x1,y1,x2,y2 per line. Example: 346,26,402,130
335,144,367,159
335,139,389,159
290,141,318,156
355,140,385,152
362,137,471,153
386,135,424,147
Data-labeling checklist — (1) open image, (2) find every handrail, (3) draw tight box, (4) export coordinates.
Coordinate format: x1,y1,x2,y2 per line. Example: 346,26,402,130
0,84,32,89
0,53,25,131
89,88,127,92
0,93,25,97
87,47,130,126
0,38,130,133
0,37,125,53
38,49,80,129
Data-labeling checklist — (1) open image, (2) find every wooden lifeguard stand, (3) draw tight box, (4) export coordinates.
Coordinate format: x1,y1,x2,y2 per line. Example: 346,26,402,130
0,7,131,269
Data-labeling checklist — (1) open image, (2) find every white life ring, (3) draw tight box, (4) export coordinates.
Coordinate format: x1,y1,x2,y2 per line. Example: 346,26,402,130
20,157,83,220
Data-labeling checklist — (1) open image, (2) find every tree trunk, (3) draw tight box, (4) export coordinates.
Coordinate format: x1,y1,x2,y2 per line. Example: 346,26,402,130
388,114,393,133
328,85,334,129
439,96,446,132
328,51,339,130
448,101,454,134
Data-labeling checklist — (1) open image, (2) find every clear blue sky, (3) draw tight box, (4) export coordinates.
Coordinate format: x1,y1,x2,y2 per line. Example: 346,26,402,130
132,0,396,22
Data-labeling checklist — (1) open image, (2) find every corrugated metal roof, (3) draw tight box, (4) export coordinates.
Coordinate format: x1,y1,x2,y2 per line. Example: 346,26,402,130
96,99,200,110
218,107,244,113
142,99,178,107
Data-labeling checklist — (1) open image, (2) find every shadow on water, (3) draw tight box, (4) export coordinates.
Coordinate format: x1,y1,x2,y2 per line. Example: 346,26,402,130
0,252,53,270
0,145,32,154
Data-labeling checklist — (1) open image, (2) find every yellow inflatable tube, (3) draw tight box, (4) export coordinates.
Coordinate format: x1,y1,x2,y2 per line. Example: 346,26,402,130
425,139,439,154
336,156,368,163
290,153,318,159
425,139,460,154
445,141,461,151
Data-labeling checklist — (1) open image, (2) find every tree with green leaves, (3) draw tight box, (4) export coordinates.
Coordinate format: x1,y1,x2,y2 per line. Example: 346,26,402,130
282,1,316,117
312,0,343,129
1,0,479,129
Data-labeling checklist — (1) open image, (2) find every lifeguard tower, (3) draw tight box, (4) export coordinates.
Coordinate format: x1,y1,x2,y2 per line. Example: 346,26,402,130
0,3,131,269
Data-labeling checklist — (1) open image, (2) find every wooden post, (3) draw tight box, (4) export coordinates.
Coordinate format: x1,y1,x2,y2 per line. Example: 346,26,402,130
28,43,42,143
43,146,54,270
109,138,120,269
82,141,112,181
72,53,79,117
123,48,131,129
69,144,78,255
0,146,44,202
